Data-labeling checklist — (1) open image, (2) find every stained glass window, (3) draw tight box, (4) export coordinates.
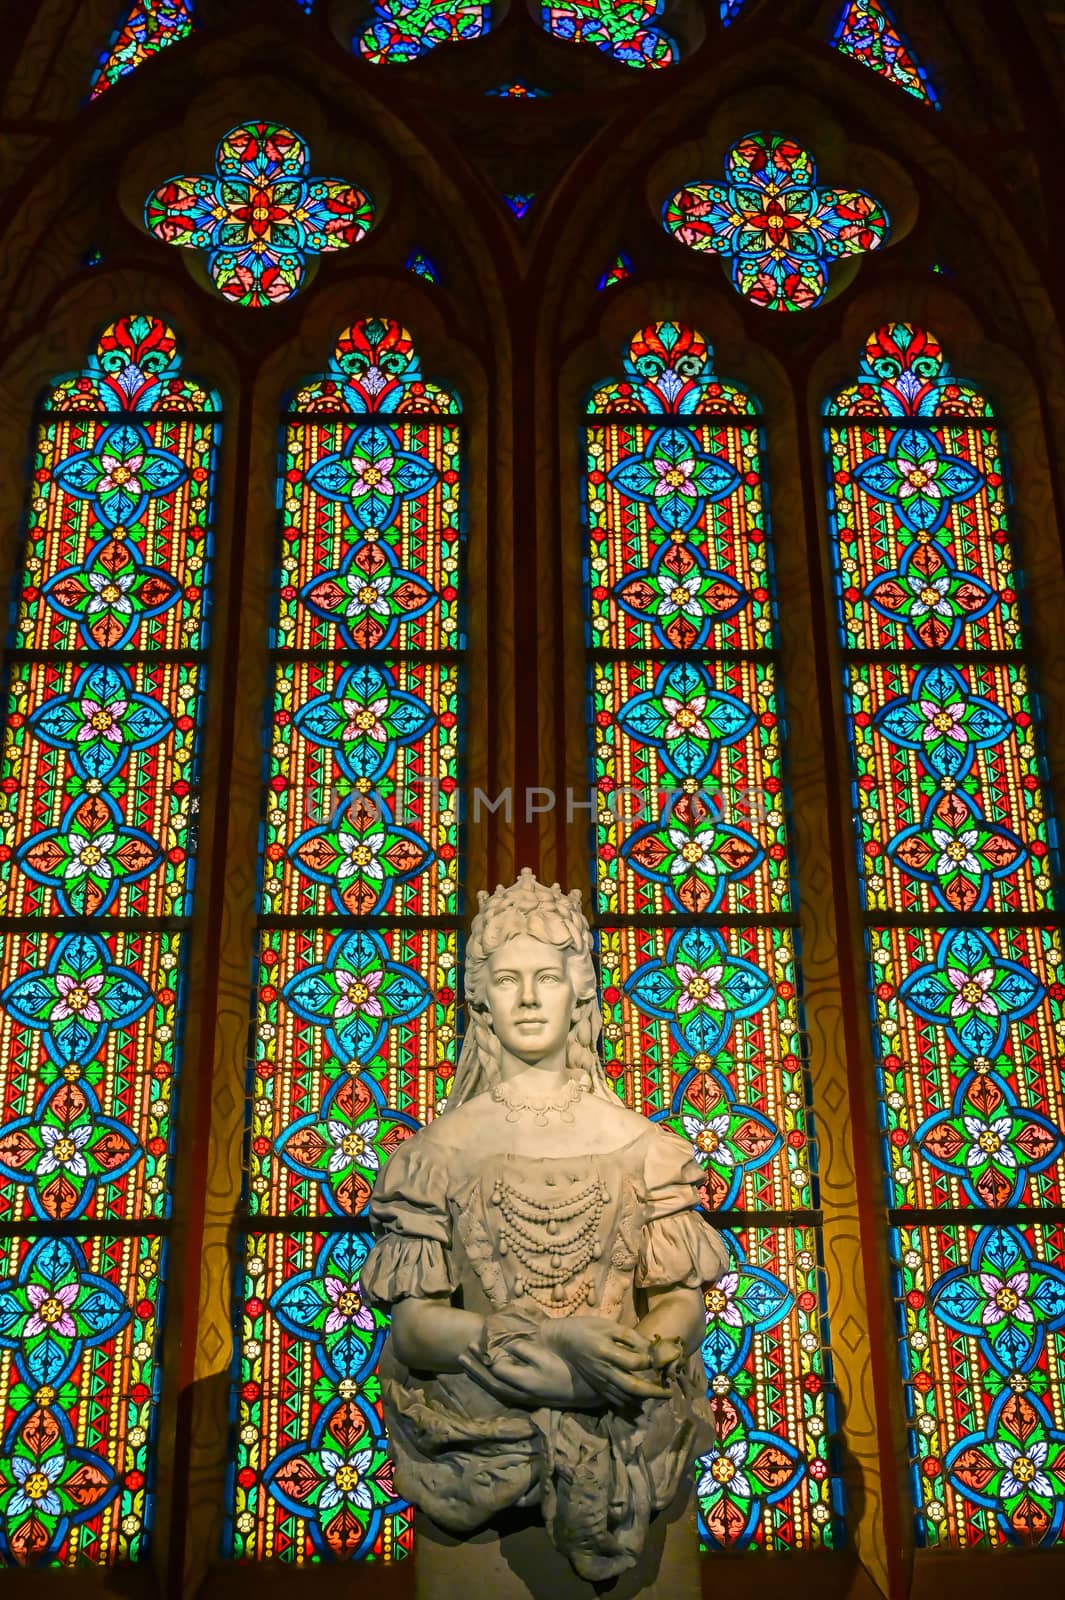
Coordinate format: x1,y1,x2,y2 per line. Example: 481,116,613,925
831,0,939,106
226,318,464,1563
405,250,440,283
721,0,747,22
0,315,219,1566
487,80,550,98
89,2,196,99
597,252,634,290
585,322,843,1550
664,132,889,313
354,1,491,64
145,122,375,309
539,2,679,69
825,325,1065,1546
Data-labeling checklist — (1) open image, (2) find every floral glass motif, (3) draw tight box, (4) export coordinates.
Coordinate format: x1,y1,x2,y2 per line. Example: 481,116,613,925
899,928,1046,1062
354,0,491,63
227,319,464,1563
275,1073,417,1219
696,1229,840,1549
826,325,1065,1547
281,930,432,1063
664,132,889,313
0,315,218,1566
832,0,939,107
305,424,439,536
895,1222,1065,1545
15,794,163,921
145,122,375,307
286,790,431,928
883,788,1030,917
232,1231,410,1560
539,2,679,68
586,324,841,1550
40,530,182,653
852,428,982,537
0,1234,162,1567
870,664,1012,782
89,1,195,99
607,426,741,536
26,662,174,785
872,925,1065,1214
52,422,188,529
602,924,810,1214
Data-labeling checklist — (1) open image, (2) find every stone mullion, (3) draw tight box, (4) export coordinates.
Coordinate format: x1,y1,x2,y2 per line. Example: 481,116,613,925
790,384,908,1597
175,370,271,1599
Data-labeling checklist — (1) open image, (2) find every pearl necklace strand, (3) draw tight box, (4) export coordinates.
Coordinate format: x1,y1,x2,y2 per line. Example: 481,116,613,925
490,1174,608,1308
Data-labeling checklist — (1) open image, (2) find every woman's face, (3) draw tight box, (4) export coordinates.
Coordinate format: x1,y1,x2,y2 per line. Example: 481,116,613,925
483,934,576,1068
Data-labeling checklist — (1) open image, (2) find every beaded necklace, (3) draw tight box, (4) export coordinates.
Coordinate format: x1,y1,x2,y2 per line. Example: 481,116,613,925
490,1171,609,1309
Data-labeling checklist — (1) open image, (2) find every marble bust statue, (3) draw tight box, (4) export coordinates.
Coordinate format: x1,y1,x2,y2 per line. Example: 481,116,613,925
362,871,728,1584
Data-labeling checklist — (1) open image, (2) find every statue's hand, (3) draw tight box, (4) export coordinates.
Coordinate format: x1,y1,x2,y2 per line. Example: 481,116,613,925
459,1341,599,1410
542,1316,665,1408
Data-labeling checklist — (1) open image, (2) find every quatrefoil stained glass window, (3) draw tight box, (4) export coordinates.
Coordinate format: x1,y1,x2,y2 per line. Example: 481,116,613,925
539,2,680,69
354,1,492,63
664,132,889,313
145,122,375,307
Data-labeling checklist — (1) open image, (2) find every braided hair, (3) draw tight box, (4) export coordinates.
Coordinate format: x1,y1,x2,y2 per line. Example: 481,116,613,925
446,869,612,1109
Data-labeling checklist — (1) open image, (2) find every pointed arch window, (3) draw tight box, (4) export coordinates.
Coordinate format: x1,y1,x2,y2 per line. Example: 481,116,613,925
831,1,939,106
89,2,196,99
226,318,464,1563
584,322,843,1551
0,315,220,1565
825,324,1065,1548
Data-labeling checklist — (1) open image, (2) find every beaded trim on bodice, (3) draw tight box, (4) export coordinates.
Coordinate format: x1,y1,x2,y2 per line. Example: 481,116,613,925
453,1144,645,1321
491,1171,609,1313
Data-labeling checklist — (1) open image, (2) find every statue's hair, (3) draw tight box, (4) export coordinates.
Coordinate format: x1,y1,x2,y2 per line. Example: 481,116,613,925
446,869,611,1109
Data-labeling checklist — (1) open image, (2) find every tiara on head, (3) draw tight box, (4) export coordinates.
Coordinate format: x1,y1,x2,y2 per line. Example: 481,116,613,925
471,869,587,933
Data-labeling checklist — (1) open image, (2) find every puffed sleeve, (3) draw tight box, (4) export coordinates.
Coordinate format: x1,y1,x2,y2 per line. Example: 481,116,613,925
635,1126,729,1289
361,1136,459,1309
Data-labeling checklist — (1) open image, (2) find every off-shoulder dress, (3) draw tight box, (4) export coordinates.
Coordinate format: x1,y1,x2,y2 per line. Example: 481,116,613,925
362,1118,727,1581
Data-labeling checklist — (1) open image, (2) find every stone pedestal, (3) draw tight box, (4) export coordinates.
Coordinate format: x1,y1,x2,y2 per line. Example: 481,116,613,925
413,1483,701,1600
